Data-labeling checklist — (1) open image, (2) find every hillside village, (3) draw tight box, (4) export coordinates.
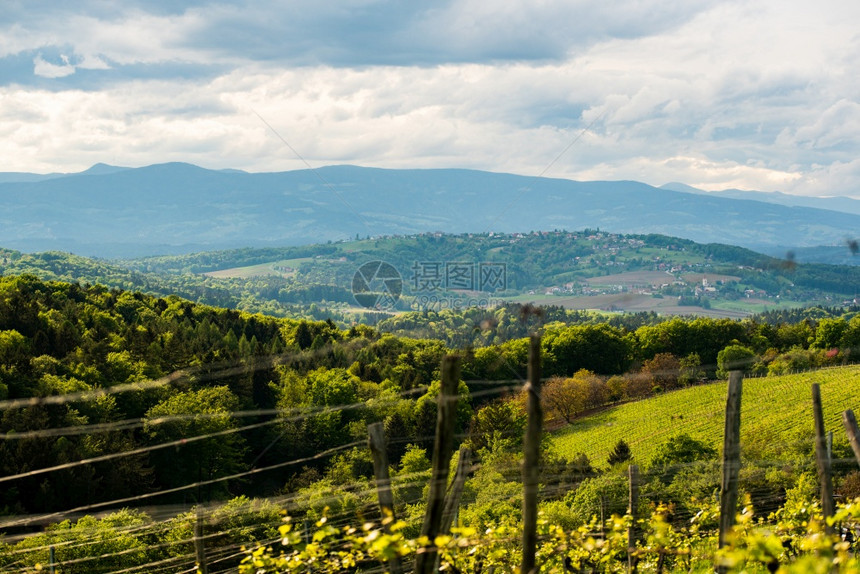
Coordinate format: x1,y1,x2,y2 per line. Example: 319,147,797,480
504,231,773,305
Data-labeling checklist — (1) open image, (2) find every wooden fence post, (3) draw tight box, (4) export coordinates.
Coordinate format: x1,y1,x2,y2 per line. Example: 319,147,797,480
812,383,835,533
717,370,743,571
368,422,404,574
521,334,542,574
628,464,640,574
415,354,460,574
843,409,860,467
368,422,396,519
194,506,208,574
441,446,472,534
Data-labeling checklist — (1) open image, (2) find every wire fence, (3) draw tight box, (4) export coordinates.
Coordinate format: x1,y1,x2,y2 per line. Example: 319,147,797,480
1,337,859,574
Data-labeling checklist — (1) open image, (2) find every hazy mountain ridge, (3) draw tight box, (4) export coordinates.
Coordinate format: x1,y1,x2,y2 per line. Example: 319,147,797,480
2,163,859,258
660,182,860,216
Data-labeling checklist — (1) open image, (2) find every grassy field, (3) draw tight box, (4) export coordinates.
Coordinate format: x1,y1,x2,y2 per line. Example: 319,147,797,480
551,365,860,468
708,298,806,315
680,272,741,284
203,257,314,278
506,292,754,318
584,270,676,287
635,246,707,264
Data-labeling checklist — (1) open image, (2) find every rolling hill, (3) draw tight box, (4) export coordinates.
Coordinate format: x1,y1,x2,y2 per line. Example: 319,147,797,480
5,230,860,337
552,365,860,468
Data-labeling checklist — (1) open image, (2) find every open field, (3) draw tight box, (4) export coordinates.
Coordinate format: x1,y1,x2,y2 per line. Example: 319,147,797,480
508,292,662,310
584,270,675,287
708,298,805,315
507,292,751,318
644,304,750,318
203,257,314,278
636,246,707,261
551,365,860,468
680,272,741,284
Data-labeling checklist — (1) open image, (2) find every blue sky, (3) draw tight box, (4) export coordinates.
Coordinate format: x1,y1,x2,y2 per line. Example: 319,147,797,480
1,0,858,197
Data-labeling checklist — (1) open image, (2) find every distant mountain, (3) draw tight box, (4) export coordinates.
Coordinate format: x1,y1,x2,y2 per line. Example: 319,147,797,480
2,162,860,257
659,182,702,194
76,163,132,176
0,163,129,183
763,245,860,266
660,182,860,216
0,171,66,184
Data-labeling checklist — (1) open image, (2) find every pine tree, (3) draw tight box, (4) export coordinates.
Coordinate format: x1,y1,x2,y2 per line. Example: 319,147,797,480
607,438,632,466
294,320,313,350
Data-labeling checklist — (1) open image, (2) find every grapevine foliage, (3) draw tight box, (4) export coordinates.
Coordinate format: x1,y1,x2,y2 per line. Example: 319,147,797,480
240,497,860,573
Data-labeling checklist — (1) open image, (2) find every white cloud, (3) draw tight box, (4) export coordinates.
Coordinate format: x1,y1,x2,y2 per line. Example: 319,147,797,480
789,99,860,150
575,154,804,192
1,0,859,199
77,54,111,70
33,54,76,78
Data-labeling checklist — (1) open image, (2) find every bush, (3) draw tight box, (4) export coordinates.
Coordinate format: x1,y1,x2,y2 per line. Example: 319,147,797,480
678,353,705,386
838,470,860,500
649,433,716,480
459,468,522,531
624,372,653,399
470,399,527,452
539,499,580,531
566,474,628,524
665,460,721,503
393,444,431,506
542,452,596,498
640,353,681,390
716,344,757,378
606,375,626,402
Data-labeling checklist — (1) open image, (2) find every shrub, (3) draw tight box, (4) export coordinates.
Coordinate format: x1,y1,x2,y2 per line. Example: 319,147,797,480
566,474,628,524
766,346,815,375
640,353,681,390
838,470,860,500
649,433,716,480
716,344,756,378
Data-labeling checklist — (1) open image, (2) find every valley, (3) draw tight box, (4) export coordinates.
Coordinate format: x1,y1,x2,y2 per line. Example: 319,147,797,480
5,0,859,569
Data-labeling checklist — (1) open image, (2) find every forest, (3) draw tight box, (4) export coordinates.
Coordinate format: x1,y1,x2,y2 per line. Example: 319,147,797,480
5,231,860,332
2,273,860,571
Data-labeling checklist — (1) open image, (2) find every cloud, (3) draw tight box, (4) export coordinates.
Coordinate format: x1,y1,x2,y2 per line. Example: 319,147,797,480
33,54,76,78
1,0,859,200
77,54,111,70
787,99,860,152
2,0,712,75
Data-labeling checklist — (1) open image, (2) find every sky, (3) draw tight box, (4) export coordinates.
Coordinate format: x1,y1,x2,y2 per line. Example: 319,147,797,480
1,0,858,197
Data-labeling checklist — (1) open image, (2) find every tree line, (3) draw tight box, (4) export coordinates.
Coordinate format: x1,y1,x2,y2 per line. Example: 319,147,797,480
2,274,859,521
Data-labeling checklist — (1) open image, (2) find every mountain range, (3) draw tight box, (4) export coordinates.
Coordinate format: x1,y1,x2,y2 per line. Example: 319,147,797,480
1,162,858,258
659,182,860,216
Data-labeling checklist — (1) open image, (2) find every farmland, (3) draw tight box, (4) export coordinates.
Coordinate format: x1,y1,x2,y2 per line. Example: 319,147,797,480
203,257,313,278
4,231,856,326
119,231,844,320
552,364,860,466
